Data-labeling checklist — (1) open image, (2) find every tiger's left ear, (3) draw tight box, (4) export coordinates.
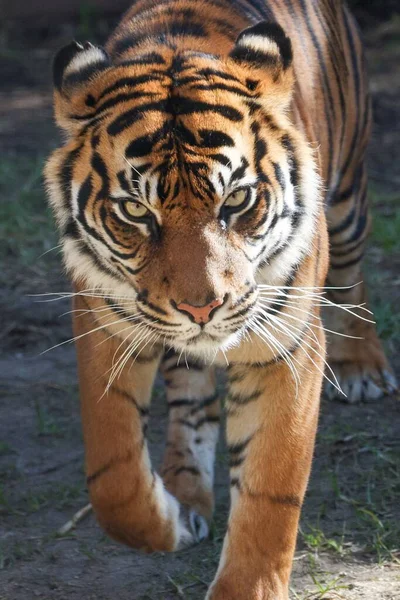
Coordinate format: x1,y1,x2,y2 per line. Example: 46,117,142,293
229,22,294,108
52,41,111,135
230,22,292,71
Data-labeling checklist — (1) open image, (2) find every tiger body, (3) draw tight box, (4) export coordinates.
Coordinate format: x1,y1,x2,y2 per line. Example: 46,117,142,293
45,1,396,598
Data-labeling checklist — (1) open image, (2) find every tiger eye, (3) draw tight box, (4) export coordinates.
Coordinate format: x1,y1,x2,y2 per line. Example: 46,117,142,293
225,189,248,208
121,200,149,219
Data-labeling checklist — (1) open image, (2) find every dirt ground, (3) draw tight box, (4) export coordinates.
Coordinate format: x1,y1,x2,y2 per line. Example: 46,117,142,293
0,9,399,600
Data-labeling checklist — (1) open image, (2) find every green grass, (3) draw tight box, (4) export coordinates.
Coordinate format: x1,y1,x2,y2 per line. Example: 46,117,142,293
1,481,87,518
291,573,350,600
0,539,39,570
0,442,13,457
366,191,400,348
307,423,400,565
300,526,347,557
371,210,400,253
0,155,57,268
373,296,400,343
22,483,86,514
370,188,400,253
34,399,62,437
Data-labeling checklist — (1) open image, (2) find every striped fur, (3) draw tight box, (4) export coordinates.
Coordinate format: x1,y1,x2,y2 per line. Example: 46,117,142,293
45,1,397,598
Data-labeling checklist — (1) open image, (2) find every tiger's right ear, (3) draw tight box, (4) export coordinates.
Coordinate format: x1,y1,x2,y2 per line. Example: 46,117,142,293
53,41,110,135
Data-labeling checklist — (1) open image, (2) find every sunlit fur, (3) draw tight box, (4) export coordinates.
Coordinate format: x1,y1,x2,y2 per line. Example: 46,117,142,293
44,2,396,599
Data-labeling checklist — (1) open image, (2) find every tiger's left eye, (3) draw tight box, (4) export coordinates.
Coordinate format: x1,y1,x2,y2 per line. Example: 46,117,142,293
224,189,249,209
120,199,150,220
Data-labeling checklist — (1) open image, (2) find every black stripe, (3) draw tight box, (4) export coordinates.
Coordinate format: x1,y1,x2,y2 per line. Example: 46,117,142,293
177,415,220,430
189,393,219,415
168,399,196,409
230,477,241,489
58,144,83,218
120,52,166,65
226,389,262,406
86,451,133,485
172,96,243,121
270,494,302,508
63,59,109,90
112,386,149,417
297,0,335,183
329,255,363,270
107,100,168,136
98,73,165,102
229,456,245,468
227,437,251,455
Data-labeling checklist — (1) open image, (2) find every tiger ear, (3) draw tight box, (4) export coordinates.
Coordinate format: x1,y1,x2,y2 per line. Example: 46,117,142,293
229,22,294,110
230,22,292,71
52,41,110,135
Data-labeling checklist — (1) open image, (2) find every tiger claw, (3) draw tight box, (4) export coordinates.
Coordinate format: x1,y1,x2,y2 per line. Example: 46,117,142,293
324,364,398,404
189,510,209,542
177,505,209,549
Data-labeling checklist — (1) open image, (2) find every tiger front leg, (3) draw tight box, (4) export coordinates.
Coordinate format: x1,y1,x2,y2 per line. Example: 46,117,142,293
206,329,325,600
160,350,220,539
73,295,204,552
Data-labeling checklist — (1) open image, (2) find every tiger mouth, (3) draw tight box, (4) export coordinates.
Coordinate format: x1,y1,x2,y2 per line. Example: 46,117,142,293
185,331,224,345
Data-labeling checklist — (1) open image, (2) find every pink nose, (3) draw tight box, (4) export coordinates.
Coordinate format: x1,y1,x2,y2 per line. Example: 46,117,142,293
176,298,224,324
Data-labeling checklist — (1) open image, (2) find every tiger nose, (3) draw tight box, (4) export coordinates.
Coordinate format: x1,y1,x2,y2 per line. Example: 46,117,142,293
176,298,224,324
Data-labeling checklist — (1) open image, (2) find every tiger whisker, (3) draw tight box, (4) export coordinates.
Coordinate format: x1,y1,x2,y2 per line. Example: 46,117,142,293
105,323,149,381
128,330,161,374
123,155,144,181
251,324,301,397
58,304,138,319
37,243,64,259
248,318,301,395
250,316,306,383
258,293,374,320
176,347,185,367
249,318,309,399
95,316,144,350
104,325,153,395
116,327,157,379
257,282,363,292
220,348,230,367
31,290,138,302
256,308,343,395
40,313,135,355
257,301,363,340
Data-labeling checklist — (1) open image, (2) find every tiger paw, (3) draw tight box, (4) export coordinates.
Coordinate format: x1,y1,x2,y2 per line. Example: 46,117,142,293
177,506,209,550
323,300,398,403
324,360,398,403
205,578,288,600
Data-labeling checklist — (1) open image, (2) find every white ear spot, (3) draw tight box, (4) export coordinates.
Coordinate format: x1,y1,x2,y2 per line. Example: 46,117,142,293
65,47,108,76
230,22,293,70
237,35,280,58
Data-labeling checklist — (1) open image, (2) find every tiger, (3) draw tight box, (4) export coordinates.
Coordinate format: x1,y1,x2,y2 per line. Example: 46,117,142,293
44,0,398,598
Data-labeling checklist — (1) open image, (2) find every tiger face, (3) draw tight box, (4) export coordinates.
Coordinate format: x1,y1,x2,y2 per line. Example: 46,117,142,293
45,23,320,359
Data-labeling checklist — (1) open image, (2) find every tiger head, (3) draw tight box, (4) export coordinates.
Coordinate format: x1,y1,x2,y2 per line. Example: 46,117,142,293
45,22,320,358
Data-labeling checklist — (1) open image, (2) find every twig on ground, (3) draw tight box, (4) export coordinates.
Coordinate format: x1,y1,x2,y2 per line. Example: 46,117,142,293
57,503,92,536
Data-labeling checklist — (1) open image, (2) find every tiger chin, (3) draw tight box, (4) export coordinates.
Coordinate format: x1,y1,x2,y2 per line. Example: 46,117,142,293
44,1,397,599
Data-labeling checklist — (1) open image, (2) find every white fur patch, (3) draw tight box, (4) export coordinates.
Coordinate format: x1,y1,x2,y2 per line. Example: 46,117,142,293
238,34,280,58
257,142,321,285
64,47,106,76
